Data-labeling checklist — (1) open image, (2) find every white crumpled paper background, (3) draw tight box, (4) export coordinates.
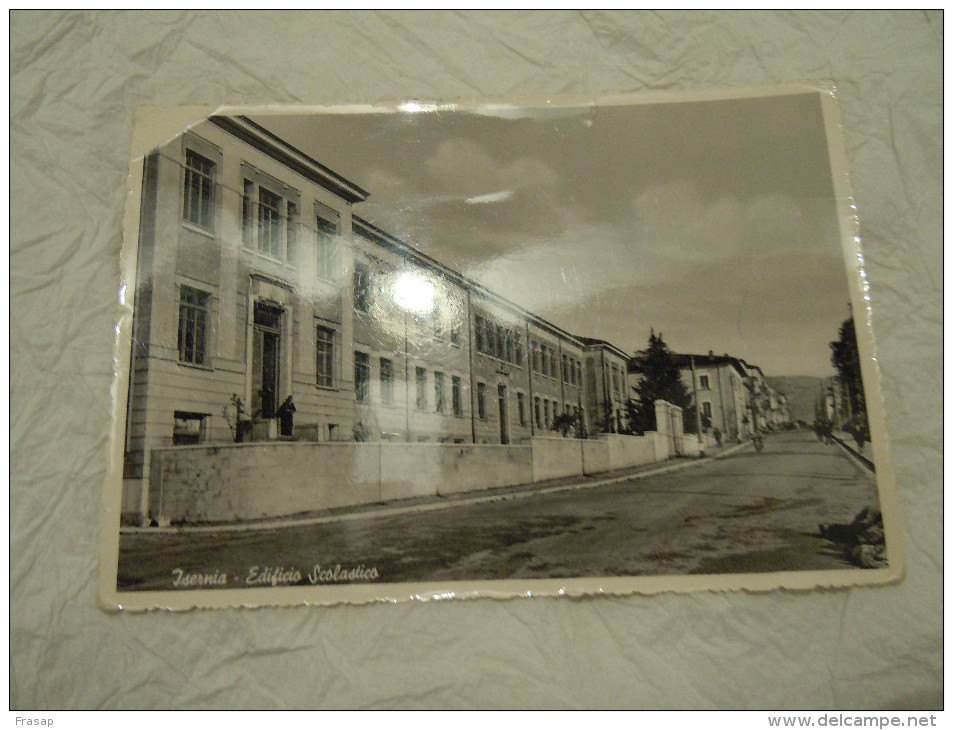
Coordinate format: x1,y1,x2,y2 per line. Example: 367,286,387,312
10,11,941,710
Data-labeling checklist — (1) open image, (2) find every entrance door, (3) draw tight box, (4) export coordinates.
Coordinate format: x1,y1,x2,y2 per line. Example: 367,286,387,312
252,303,282,419
497,384,509,444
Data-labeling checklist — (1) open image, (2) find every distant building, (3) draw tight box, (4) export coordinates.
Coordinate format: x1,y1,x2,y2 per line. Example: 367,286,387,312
672,353,753,441
737,360,790,430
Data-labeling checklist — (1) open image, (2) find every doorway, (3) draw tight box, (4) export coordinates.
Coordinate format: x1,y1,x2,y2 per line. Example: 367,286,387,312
497,384,509,444
252,302,282,419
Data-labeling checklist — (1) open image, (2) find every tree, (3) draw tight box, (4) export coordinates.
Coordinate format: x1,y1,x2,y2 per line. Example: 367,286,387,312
830,316,868,442
626,330,692,435
551,411,581,438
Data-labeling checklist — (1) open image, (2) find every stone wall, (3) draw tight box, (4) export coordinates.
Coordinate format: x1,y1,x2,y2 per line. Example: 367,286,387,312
146,430,681,525
603,433,659,470
149,441,537,524
581,439,610,475
680,432,716,458
530,437,584,482
654,399,685,457
380,443,533,501
149,442,382,523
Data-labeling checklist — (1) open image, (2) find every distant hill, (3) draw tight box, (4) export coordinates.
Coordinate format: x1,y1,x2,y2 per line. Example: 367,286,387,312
767,376,826,424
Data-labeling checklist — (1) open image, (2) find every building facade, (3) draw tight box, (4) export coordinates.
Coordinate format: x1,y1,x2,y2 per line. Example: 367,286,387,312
672,354,792,441
122,116,630,513
738,361,790,430
673,353,752,442
579,338,631,436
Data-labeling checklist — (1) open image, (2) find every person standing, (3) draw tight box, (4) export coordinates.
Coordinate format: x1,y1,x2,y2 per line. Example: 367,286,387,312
276,395,296,437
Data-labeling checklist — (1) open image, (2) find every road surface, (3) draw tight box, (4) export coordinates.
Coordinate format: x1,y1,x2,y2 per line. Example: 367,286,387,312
117,430,881,591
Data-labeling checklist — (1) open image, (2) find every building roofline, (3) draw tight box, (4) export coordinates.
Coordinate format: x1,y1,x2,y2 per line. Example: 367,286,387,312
209,115,370,204
679,353,752,379
576,336,630,361
630,352,752,380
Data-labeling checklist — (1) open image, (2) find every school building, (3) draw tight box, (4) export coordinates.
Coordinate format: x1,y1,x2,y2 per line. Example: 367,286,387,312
121,115,633,519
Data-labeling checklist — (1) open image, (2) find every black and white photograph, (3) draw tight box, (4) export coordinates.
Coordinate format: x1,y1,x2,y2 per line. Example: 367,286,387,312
100,86,902,609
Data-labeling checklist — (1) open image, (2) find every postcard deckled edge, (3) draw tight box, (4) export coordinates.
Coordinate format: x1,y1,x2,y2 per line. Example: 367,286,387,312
98,84,903,612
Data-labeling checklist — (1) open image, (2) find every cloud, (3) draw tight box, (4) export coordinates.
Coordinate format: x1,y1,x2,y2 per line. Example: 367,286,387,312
630,179,814,262
465,190,514,205
461,178,843,358
422,137,560,198
355,137,573,266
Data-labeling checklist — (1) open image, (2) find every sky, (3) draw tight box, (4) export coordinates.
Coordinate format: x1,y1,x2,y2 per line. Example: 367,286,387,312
250,90,856,377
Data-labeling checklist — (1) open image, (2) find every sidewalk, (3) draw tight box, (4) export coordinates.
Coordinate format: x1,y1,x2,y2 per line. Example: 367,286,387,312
122,441,750,536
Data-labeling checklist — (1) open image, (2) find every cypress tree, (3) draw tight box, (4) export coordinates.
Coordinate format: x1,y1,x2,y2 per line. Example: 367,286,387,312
625,330,692,434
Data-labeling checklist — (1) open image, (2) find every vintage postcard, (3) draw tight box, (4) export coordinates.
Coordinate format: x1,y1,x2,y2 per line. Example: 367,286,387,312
99,85,903,611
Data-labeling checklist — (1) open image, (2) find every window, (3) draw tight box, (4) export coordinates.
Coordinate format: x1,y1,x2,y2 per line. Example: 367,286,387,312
242,179,255,247
477,382,487,420
544,399,551,428
183,150,214,231
702,402,713,419
354,263,371,312
316,214,339,280
474,311,521,366
177,286,210,365
434,372,446,413
285,200,298,261
258,187,282,258
316,326,334,387
354,351,370,403
433,305,445,342
532,341,540,373
534,396,541,428
540,345,548,376
474,316,485,353
452,376,463,416
380,358,393,404
517,392,526,426
699,375,710,390
416,367,427,410
562,354,569,384
241,172,298,261
173,411,207,445
254,301,281,329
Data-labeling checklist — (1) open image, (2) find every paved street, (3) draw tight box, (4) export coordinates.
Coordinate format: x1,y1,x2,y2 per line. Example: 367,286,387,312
117,430,880,591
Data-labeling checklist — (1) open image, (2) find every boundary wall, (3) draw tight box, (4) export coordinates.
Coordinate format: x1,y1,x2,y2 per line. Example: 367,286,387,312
145,431,671,525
